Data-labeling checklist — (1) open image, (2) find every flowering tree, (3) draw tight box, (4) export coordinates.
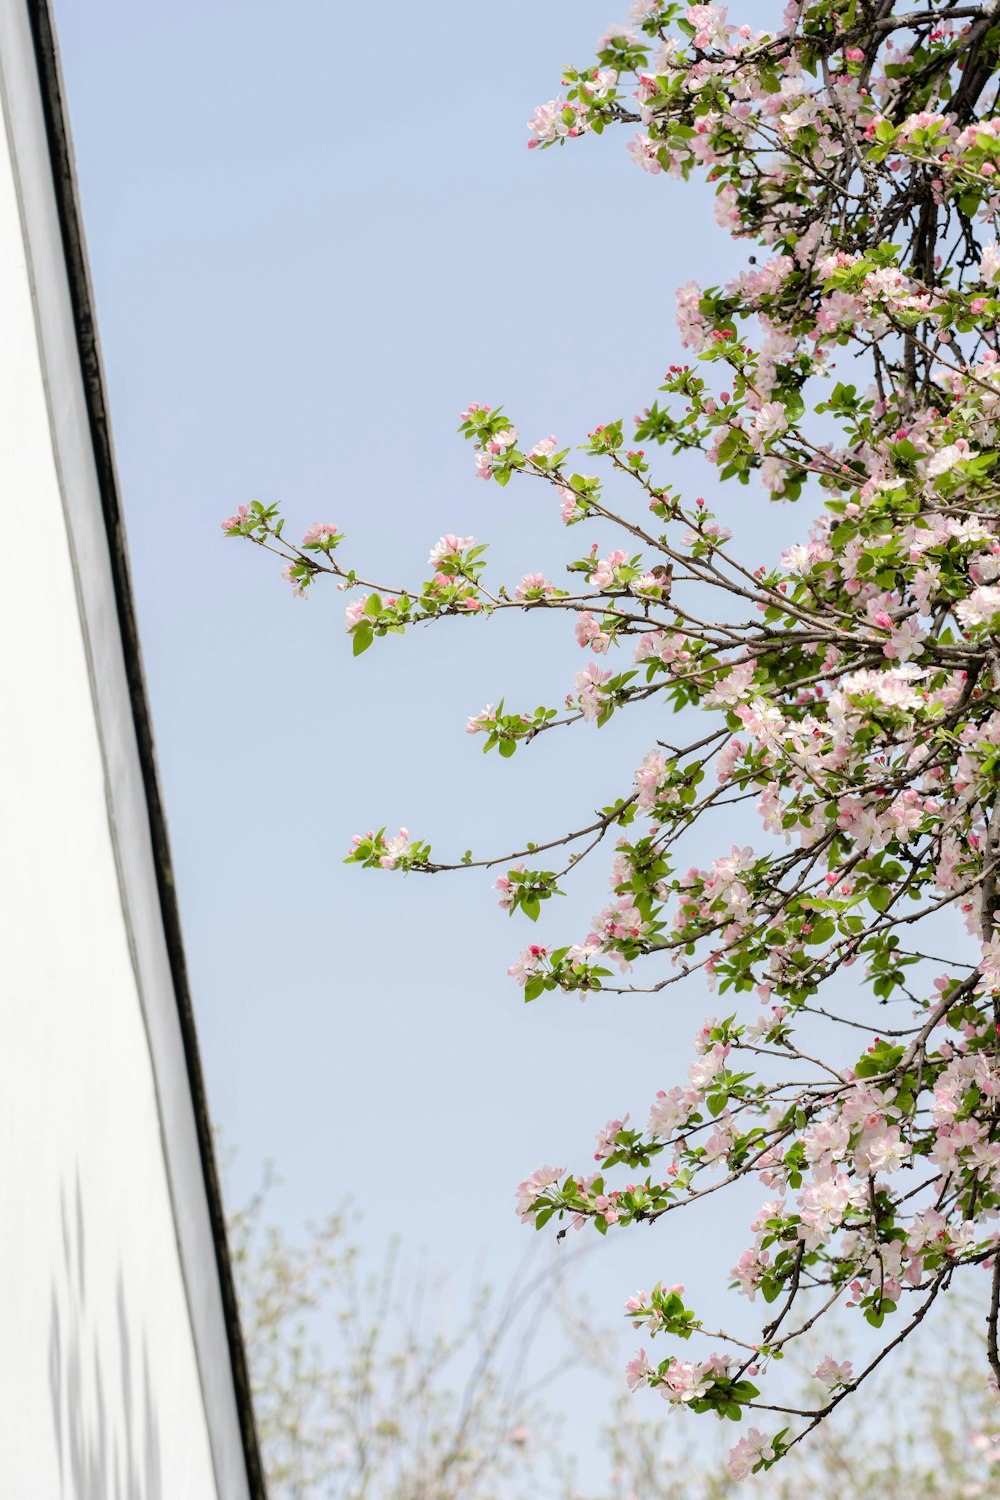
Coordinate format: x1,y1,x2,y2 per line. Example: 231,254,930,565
227,1168,574,1499
591,1296,1000,1497
229,1175,1000,1499
226,0,1000,1478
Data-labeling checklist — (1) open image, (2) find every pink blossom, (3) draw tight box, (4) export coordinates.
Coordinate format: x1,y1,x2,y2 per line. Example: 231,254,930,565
979,933,1000,993
675,281,710,351
728,1428,775,1481
659,1359,709,1405
527,97,587,146
301,522,339,546
689,1042,730,1090
860,1126,912,1176
221,503,250,531
466,703,496,734
595,1114,630,1160
926,440,969,478
686,4,730,50
797,1173,865,1249
516,572,555,599
625,1348,652,1391
589,549,630,589
378,828,412,870
750,401,788,449
716,737,747,783
428,534,475,564
628,133,662,173
801,1117,850,1171
514,1164,564,1221
576,612,611,653
957,585,1000,628
648,1086,699,1140
281,563,308,598
731,1246,770,1301
574,662,612,720
559,485,586,523
814,1354,854,1387
507,945,547,987
704,659,756,707
634,750,669,812
980,243,1000,284
494,863,526,910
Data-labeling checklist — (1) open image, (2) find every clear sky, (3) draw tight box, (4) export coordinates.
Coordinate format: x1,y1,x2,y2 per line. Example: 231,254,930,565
53,0,834,1478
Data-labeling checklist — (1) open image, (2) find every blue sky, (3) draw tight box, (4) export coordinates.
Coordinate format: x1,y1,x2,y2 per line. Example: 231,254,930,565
54,0,819,1474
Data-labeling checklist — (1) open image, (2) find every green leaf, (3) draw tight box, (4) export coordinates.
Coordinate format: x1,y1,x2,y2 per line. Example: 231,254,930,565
352,625,373,656
807,918,835,944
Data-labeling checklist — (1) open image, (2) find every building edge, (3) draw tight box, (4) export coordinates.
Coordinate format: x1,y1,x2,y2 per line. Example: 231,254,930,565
22,4,267,1492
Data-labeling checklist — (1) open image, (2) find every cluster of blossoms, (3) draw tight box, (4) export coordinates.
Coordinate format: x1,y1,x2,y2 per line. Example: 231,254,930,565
228,0,1000,1477
345,827,432,873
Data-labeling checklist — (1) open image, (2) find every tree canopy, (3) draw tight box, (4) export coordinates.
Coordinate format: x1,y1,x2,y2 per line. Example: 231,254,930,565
227,0,1000,1477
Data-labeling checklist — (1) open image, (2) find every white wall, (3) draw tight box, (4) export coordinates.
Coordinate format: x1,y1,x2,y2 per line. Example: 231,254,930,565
0,8,252,1497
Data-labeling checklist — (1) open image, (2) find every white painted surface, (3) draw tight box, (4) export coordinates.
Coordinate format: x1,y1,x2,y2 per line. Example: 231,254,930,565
0,9,251,1498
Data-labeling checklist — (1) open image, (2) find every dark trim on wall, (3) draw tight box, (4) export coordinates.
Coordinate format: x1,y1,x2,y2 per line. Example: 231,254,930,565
23,5,266,1493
